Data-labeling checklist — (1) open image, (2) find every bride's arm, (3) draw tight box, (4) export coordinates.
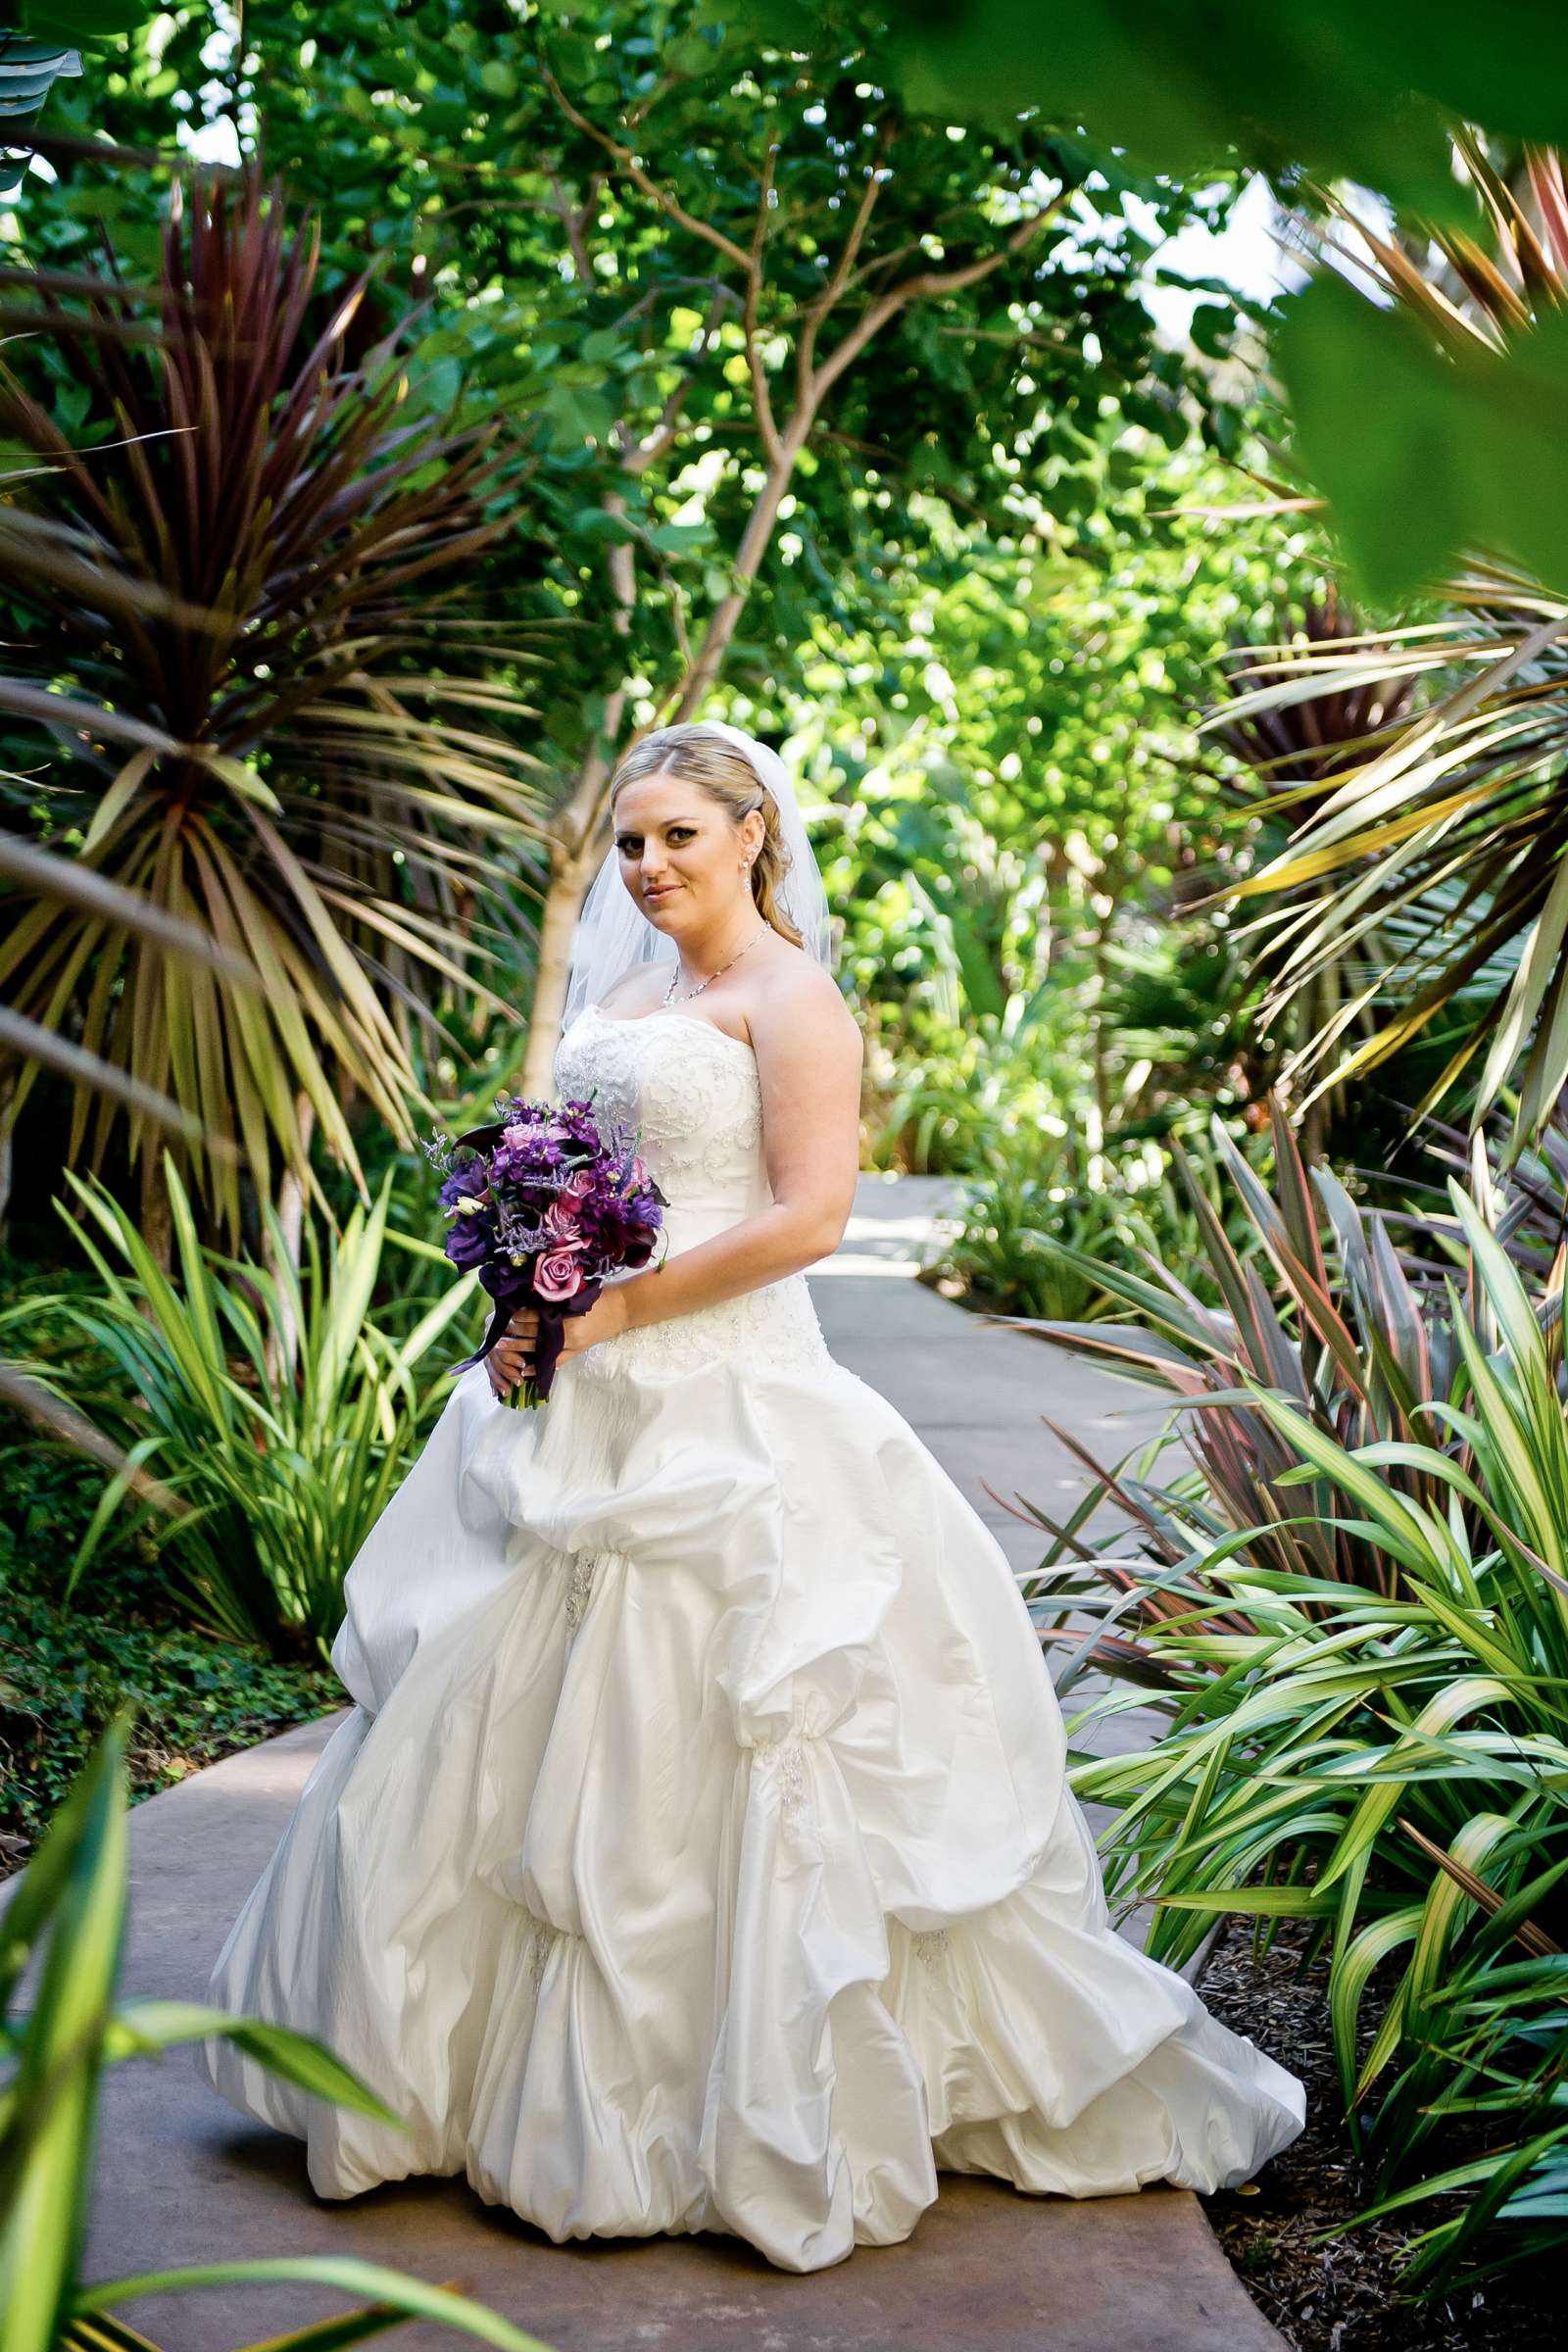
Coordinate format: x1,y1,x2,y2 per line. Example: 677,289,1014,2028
609,965,863,1336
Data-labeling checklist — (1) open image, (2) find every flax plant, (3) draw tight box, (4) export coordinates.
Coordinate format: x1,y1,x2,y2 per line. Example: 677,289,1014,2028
995,1099,1478,1604
0,170,553,1247
1208,141,1568,1152
1002,1103,1568,2285
2,1155,474,1658
1207,585,1413,1155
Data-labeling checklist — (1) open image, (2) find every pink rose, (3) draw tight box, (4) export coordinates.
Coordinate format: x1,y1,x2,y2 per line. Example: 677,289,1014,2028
536,1249,585,1301
543,1200,585,1242
562,1168,594,1200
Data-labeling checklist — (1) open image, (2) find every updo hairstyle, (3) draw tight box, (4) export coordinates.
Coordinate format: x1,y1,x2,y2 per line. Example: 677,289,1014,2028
608,722,804,949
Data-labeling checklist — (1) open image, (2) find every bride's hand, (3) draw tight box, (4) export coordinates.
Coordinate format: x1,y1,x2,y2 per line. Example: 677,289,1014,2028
486,1306,539,1401
485,1289,631,1398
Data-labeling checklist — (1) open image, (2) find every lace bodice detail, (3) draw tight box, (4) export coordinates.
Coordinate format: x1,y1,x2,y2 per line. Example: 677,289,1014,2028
554,1006,764,1209
550,1005,833,1382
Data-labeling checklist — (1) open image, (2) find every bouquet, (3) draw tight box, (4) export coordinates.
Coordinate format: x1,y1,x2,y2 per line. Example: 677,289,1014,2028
424,1089,668,1408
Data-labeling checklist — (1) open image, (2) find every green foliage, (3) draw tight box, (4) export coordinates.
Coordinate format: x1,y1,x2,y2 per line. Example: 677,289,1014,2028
932,1118,1268,1323
4,1155,474,1659
0,1246,343,1874
784,3,1568,668
855,903,1271,1197
1345,1951,1568,2289
1017,1109,1568,2289
875,1,1539,220
801,443,1325,1171
1282,267,1568,608
0,1714,561,2352
859,1010,1084,1176
858,991,1204,1177
26,0,1238,755
0,1541,339,1871
815,441,1303,951
4,0,1261,1147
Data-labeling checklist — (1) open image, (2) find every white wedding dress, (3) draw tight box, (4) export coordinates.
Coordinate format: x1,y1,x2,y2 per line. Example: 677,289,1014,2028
197,1002,1305,2272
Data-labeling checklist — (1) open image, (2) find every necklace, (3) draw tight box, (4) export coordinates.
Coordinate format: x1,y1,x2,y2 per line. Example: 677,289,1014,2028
662,921,768,1006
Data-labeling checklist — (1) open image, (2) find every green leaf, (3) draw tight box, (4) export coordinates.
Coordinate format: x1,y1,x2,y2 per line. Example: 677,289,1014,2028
69,2258,560,2351
1279,270,1568,607
24,2,146,35
0,1717,129,2352
1276,271,1467,606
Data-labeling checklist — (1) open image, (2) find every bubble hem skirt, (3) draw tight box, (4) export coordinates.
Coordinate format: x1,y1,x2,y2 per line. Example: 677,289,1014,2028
196,1344,1305,2274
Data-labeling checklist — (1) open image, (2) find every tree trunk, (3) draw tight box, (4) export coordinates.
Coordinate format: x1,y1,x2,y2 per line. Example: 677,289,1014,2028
520,838,607,1100
668,422,811,719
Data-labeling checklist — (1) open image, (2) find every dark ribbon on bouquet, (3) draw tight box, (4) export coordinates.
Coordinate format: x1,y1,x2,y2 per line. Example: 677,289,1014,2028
447,1274,605,1401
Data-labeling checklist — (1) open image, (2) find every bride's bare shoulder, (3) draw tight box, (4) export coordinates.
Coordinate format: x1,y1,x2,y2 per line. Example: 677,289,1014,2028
748,950,861,1067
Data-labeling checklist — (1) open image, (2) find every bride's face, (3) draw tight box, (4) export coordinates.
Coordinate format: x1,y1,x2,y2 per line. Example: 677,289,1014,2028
612,771,761,932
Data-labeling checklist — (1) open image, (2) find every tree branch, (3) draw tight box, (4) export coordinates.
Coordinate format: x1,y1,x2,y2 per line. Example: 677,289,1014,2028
794,116,898,407
669,198,1068,722
547,164,606,287
537,61,754,272
809,201,1066,409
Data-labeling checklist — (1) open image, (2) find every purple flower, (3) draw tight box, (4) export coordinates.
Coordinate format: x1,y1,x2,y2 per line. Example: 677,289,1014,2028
536,1247,586,1302
445,1214,494,1272
433,1086,665,1396
439,1159,490,1212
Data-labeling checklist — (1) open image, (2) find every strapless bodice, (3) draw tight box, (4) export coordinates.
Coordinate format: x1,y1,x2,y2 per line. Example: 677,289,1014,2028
554,1004,769,1232
551,1003,831,1380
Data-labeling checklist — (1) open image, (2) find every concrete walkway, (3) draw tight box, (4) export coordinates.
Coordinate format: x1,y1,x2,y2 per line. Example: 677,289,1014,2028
59,1173,1284,2352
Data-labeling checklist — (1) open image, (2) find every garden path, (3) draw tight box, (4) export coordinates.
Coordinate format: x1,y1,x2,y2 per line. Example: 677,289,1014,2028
67,1172,1286,2352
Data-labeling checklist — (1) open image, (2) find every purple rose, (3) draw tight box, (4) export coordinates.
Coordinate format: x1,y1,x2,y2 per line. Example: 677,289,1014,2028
536,1248,585,1301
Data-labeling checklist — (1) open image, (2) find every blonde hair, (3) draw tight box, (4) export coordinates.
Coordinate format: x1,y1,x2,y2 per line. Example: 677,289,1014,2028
609,722,805,950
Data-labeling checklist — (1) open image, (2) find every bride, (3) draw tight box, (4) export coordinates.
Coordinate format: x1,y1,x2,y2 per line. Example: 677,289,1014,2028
197,718,1305,2274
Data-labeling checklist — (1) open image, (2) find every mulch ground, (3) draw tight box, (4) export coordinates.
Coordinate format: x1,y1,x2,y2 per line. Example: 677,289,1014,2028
1195,1916,1556,2351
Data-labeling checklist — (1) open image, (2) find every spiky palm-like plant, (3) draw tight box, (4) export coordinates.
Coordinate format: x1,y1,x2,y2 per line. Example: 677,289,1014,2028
1209,140,1568,1154
995,1103,1568,2290
0,170,553,1250
1208,584,1414,1155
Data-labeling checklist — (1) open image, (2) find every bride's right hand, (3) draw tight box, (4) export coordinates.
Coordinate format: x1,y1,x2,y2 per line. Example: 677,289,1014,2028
486,1306,539,1400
